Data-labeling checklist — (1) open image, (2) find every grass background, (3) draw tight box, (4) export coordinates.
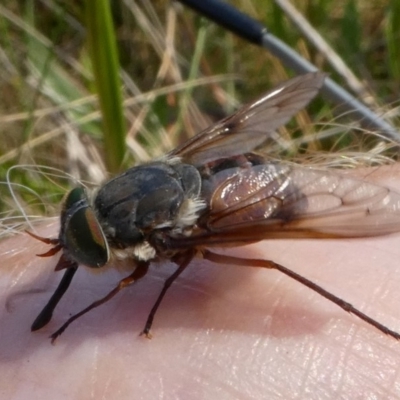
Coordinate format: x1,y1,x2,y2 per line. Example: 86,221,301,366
0,0,399,235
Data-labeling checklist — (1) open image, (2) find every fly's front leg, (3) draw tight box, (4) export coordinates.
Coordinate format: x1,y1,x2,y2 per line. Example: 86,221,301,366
50,261,149,343
31,265,78,331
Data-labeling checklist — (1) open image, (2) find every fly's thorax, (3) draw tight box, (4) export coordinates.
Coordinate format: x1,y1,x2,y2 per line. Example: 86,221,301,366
92,161,205,259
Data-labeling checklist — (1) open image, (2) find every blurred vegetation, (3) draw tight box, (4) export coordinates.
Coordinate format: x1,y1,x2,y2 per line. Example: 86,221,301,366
0,0,399,233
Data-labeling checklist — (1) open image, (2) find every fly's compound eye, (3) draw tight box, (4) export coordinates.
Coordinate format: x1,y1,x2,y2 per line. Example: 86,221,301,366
61,187,110,268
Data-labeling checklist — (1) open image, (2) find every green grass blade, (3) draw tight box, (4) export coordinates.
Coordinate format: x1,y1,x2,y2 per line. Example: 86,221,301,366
85,0,126,173
386,0,400,80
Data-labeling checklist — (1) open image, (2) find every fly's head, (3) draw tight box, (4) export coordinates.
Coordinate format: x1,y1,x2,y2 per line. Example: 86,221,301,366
28,187,110,271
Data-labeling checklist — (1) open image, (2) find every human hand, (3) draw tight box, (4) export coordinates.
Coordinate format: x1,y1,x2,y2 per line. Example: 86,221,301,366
1,164,400,399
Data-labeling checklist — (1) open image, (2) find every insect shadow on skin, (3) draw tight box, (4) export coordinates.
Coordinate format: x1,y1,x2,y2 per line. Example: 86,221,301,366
27,72,400,343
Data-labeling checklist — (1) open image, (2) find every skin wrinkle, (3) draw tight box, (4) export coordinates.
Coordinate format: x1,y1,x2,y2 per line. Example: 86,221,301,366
334,322,359,397
388,366,400,398
298,340,322,397
90,344,100,400
373,340,400,397
345,336,390,397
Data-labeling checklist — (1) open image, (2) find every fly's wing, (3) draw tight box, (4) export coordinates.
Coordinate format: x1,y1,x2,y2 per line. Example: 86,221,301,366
169,72,325,166
166,164,400,249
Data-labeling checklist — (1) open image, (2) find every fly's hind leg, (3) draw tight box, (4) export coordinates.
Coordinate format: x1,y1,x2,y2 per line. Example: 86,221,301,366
202,250,400,340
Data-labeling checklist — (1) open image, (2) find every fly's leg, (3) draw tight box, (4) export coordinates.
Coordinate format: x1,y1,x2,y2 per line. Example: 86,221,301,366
141,250,196,338
203,250,400,340
49,261,149,343
31,265,78,331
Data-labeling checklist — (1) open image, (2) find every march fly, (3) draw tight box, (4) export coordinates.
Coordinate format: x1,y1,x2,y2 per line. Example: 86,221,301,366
28,72,400,342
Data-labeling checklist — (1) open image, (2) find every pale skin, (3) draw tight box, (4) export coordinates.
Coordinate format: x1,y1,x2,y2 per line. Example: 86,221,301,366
2,165,400,399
